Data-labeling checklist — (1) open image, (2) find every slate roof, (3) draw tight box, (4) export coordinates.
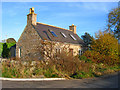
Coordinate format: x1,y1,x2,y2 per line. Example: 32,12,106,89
33,22,84,45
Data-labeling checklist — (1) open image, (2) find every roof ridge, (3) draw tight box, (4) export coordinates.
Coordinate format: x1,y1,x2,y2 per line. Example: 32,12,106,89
37,22,73,32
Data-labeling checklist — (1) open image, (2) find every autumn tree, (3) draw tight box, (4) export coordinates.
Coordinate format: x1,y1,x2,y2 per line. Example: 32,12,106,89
91,31,118,57
106,7,120,39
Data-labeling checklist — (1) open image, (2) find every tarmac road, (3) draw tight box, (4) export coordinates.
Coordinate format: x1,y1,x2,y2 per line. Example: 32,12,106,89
1,72,119,88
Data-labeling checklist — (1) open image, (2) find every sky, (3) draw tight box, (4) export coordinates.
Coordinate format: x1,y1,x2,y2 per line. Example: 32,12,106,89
1,2,118,42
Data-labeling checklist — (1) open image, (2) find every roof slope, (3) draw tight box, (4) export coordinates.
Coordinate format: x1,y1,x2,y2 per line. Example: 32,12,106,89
33,22,84,45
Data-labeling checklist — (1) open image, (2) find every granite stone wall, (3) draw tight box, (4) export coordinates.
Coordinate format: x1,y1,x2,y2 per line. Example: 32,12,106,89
16,24,42,60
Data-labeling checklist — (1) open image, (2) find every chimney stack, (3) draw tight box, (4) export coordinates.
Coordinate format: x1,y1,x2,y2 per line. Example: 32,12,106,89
69,24,76,34
27,7,37,25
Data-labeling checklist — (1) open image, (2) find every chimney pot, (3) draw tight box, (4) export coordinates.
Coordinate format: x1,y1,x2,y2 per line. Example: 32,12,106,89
69,24,76,34
27,7,37,25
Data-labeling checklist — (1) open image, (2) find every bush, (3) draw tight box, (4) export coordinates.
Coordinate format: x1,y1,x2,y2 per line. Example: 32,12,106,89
0,43,3,57
82,50,119,65
79,55,93,63
6,38,16,43
71,71,95,79
79,56,87,60
1,43,16,58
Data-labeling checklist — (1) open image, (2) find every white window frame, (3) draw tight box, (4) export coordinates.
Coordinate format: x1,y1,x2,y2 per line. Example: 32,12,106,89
70,34,76,40
18,47,21,58
79,49,82,55
61,32,67,38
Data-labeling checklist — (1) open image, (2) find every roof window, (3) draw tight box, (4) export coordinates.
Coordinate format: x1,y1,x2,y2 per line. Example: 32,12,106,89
70,34,76,40
60,32,67,38
49,29,57,37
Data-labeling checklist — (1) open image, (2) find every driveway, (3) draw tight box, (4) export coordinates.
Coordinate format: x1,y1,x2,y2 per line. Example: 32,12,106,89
1,72,119,88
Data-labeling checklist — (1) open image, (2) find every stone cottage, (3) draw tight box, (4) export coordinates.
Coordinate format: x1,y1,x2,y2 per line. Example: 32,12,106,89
16,7,84,60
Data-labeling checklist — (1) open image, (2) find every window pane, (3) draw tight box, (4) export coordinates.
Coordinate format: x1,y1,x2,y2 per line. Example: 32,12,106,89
69,48,73,56
19,47,21,58
51,31,57,37
49,29,57,37
70,34,76,40
61,32,67,38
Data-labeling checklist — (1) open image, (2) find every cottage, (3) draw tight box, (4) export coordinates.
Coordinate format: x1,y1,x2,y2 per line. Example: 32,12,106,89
16,7,84,60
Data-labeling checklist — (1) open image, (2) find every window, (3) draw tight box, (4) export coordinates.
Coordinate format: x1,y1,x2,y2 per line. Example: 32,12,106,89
56,48,61,54
60,32,67,38
79,50,83,55
69,48,73,56
18,47,21,58
70,34,76,40
49,29,57,37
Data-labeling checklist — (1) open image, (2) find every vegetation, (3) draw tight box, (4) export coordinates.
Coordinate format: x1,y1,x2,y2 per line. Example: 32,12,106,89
1,43,16,58
0,43,3,57
106,7,120,39
81,32,93,50
90,31,119,65
6,38,16,43
2,35,120,78
1,7,120,79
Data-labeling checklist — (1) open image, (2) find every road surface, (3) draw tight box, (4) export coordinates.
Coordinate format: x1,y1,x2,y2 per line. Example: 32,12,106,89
1,72,119,88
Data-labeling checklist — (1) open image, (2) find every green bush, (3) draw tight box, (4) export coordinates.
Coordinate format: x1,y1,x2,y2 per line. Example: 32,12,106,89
44,68,59,78
79,55,93,63
79,56,87,60
2,43,16,58
0,43,3,57
71,71,94,79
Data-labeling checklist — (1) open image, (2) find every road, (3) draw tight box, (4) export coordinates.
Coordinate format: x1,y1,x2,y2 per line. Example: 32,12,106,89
1,72,119,88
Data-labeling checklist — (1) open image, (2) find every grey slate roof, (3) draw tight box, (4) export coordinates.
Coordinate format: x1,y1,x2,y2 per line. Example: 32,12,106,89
33,22,84,45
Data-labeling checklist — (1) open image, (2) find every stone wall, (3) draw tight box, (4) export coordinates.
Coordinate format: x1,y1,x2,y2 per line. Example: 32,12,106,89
16,24,42,60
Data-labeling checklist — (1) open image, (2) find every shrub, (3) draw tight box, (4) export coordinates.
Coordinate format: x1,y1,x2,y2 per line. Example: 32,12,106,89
82,50,119,65
6,38,16,43
2,43,16,58
79,56,87,60
79,55,93,63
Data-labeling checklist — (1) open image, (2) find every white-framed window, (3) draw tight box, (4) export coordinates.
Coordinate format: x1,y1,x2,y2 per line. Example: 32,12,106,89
60,32,67,38
79,49,82,55
56,48,61,54
70,34,76,40
18,47,21,58
49,29,58,37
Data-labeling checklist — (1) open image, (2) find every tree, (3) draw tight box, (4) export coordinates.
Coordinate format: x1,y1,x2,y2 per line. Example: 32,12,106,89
91,31,118,57
106,7,120,39
6,38,16,43
2,43,10,58
81,32,94,50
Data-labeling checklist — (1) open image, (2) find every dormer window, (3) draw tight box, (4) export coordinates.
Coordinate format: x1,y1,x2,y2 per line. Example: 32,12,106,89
60,32,67,38
70,34,76,40
49,29,57,37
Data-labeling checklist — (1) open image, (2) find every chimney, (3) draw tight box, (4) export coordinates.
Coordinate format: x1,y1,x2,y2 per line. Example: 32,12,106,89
69,24,76,34
27,7,37,25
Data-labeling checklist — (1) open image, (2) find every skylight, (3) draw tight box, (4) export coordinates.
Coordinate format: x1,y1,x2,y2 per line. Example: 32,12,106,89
61,32,67,38
70,34,76,40
49,29,57,37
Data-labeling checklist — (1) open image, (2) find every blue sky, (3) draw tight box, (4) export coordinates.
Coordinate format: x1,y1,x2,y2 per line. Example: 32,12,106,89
1,2,118,41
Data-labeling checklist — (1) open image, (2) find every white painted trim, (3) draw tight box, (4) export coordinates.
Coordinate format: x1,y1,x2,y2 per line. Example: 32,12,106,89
0,77,66,81
18,47,21,58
